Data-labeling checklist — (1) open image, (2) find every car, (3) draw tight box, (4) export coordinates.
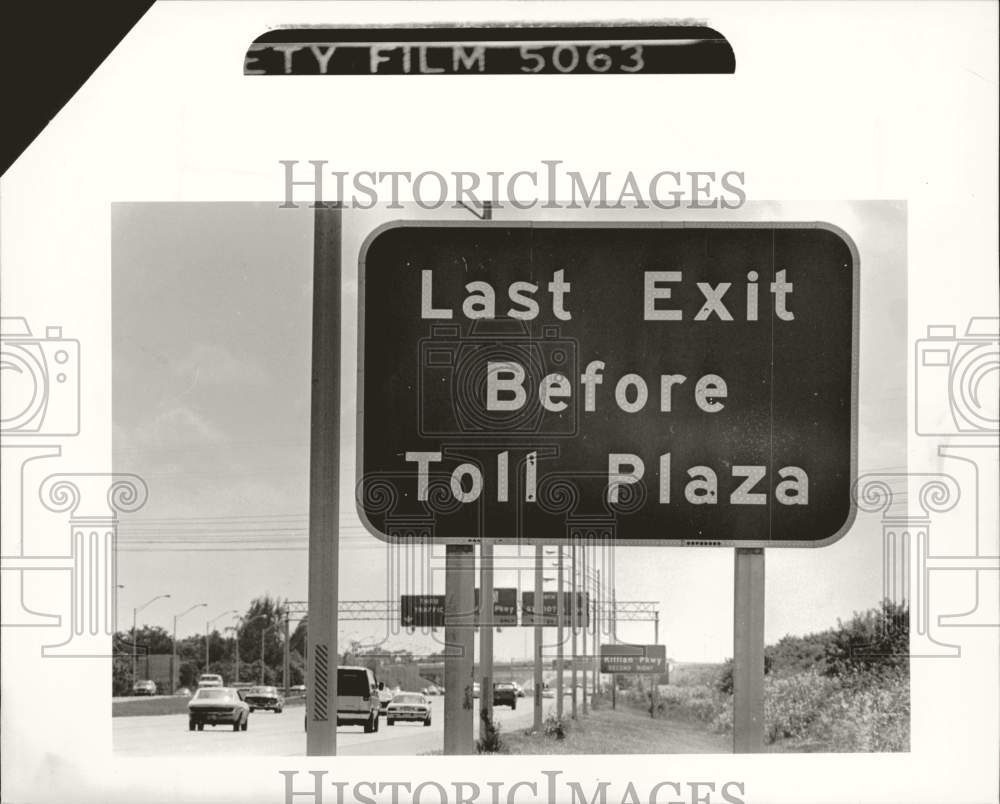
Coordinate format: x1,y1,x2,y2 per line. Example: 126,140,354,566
377,685,395,716
542,686,556,698
385,692,432,727
336,666,381,733
244,685,284,713
289,684,306,694
187,687,249,732
512,682,526,698
132,679,157,696
493,682,518,709
175,687,192,697
423,685,441,695
197,673,224,688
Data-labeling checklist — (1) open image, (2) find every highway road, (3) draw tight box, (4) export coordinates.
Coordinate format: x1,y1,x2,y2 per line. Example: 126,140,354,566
114,696,546,756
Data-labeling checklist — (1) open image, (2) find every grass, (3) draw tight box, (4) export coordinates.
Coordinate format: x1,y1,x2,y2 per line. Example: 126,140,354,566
501,705,730,755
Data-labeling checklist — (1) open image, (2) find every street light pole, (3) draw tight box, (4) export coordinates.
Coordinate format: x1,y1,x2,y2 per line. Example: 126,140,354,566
235,614,267,684
206,609,238,671
132,593,171,688
172,602,206,693
261,623,277,684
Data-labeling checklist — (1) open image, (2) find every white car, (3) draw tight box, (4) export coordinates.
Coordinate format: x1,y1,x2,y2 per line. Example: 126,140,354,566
385,692,432,727
197,673,224,688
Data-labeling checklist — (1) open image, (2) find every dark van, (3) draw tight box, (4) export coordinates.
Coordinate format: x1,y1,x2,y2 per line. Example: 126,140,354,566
337,666,382,733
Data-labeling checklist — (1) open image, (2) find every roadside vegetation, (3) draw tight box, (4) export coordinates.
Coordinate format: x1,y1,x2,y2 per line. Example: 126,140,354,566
633,600,910,752
497,600,909,754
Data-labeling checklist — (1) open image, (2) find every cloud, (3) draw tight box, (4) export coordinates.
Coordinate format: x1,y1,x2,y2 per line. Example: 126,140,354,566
170,343,268,388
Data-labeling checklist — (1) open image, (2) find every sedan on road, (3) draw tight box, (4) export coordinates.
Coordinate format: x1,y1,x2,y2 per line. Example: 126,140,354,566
188,687,250,732
244,685,284,713
493,682,518,709
132,680,157,696
385,692,432,726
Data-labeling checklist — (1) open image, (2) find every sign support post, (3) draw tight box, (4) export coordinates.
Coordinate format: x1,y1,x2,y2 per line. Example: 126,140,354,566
556,547,564,718
479,540,494,739
571,544,578,719
533,543,544,731
307,204,341,756
444,543,475,755
733,547,765,753
444,544,476,756
581,546,588,716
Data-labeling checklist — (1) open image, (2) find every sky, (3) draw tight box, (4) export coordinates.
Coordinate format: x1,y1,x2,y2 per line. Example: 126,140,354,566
111,200,907,662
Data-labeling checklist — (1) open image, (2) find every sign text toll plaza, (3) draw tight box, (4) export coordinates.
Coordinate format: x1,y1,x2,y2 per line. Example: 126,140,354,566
358,223,857,547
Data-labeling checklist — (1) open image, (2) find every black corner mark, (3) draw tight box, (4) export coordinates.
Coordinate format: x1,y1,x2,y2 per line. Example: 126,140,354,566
1,3,156,177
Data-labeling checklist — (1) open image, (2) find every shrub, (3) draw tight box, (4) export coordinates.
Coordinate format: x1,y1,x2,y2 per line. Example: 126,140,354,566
475,709,506,754
542,712,570,740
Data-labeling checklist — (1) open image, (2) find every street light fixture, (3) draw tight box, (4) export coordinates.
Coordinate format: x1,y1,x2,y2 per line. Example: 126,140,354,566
234,614,268,684
260,623,278,684
206,609,239,670
171,602,207,693
132,593,171,687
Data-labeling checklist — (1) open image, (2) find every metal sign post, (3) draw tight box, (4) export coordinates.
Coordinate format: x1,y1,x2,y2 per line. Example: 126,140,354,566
556,547,564,718
307,205,341,756
733,547,765,752
444,544,475,754
571,544,578,719
479,540,494,739
533,544,544,731
581,547,588,716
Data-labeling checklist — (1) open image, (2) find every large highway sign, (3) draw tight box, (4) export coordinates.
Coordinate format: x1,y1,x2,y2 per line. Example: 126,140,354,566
600,643,667,673
358,222,858,546
521,590,590,627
